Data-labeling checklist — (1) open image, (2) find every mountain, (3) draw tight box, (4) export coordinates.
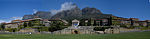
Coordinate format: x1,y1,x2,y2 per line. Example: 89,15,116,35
22,15,35,20
22,3,112,21
82,7,103,15
51,7,82,20
22,7,112,20
33,11,52,19
81,7,112,19
22,11,52,20
51,7,112,21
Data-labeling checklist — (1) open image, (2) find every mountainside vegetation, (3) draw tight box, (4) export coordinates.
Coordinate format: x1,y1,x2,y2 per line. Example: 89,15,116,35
22,4,112,22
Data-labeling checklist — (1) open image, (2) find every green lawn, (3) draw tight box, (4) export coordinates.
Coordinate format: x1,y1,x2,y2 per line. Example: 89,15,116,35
0,31,150,39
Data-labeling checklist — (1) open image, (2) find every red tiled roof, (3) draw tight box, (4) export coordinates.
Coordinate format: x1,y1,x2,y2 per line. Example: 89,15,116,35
134,21,147,23
113,18,130,21
5,22,24,24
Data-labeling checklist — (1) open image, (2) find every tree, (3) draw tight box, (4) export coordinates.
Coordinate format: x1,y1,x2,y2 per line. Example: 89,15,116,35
90,18,94,26
23,22,28,28
48,26,57,32
28,21,33,27
0,23,5,30
33,19,41,26
37,27,49,32
120,24,128,28
48,21,66,32
5,28,18,32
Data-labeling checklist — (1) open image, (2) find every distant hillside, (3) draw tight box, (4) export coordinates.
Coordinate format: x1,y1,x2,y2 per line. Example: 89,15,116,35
33,11,52,19
51,7,112,21
22,4,112,20
22,11,52,20
81,7,111,19
51,7,82,20
22,15,35,20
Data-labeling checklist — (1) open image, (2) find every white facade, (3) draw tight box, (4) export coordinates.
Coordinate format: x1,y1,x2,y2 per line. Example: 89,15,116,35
72,19,80,26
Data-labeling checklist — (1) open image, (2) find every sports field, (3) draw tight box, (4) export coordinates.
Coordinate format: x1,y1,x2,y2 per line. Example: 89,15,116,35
0,31,150,39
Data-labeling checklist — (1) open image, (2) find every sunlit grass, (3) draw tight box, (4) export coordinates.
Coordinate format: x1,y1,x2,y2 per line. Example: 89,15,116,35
0,31,150,39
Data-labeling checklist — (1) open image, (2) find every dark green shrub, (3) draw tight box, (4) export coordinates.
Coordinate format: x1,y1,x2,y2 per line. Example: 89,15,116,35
120,25,127,28
48,26,57,32
38,27,49,32
93,27,111,31
6,28,18,32
0,23,5,30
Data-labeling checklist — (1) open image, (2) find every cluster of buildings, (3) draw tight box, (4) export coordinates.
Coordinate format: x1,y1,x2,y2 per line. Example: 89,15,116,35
2,16,150,29
2,18,67,30
0,15,150,32
112,16,150,26
72,16,150,27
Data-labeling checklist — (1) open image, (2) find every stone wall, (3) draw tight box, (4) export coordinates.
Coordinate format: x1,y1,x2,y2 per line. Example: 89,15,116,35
52,26,120,34
52,26,95,34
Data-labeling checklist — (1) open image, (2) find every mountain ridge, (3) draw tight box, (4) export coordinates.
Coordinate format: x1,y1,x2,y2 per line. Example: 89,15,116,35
22,7,112,21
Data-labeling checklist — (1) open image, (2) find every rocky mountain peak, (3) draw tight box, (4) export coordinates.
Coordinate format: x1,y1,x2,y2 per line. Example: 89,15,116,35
82,7,103,15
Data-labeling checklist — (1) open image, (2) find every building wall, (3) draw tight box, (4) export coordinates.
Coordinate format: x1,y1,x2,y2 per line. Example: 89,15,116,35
5,24,18,29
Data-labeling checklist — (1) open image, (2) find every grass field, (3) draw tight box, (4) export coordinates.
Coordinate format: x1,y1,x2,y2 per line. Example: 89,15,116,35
0,31,150,39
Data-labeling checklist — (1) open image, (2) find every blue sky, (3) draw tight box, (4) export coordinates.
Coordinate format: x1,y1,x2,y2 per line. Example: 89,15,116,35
0,0,150,23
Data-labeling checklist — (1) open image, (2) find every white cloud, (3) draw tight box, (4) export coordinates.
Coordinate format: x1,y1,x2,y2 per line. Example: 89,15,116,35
11,17,22,20
60,2,77,10
50,2,77,16
0,20,10,23
0,17,22,23
50,9,60,16
0,20,5,23
33,9,38,14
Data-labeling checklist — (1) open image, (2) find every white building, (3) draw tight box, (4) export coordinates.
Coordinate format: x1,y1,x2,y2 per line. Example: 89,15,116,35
72,19,80,26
